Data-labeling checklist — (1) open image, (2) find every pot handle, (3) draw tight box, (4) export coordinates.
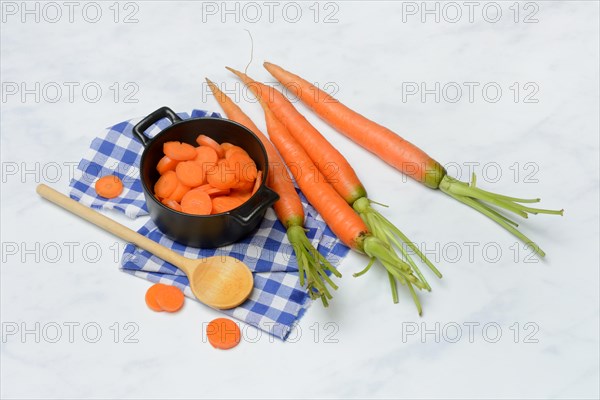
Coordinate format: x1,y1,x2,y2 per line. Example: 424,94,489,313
132,106,182,147
232,186,280,226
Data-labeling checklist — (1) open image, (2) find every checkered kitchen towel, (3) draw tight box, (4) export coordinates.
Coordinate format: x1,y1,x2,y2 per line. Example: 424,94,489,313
69,109,350,340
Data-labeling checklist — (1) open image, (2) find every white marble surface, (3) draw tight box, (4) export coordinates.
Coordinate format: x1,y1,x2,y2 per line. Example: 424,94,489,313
1,1,598,398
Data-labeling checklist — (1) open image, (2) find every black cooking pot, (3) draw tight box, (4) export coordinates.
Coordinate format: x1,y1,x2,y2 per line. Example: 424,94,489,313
132,106,279,248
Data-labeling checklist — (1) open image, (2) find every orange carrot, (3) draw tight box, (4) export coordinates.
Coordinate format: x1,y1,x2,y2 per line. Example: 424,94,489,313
196,134,225,158
157,156,179,175
207,78,341,305
176,161,205,188
261,106,367,249
263,62,563,257
266,100,426,293
206,318,241,350
154,170,178,198
230,70,429,313
181,188,212,215
263,62,445,189
229,68,441,294
163,141,197,161
95,175,123,199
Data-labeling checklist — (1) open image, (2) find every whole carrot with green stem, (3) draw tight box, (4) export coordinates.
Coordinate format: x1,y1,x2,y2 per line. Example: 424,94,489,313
228,69,431,313
205,78,340,306
227,66,441,301
263,62,563,257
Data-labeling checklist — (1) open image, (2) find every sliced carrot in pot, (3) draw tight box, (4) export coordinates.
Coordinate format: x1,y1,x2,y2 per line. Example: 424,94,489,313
157,156,179,174
195,146,219,166
176,161,205,188
168,179,191,202
163,141,197,161
233,179,254,192
181,188,212,215
224,146,247,159
252,170,263,195
161,198,182,212
196,134,225,158
154,170,178,198
227,153,257,182
220,142,235,152
197,184,231,197
207,160,239,190
212,196,244,214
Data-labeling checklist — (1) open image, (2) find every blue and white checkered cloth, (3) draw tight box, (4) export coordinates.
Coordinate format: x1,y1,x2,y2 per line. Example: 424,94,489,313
69,109,350,340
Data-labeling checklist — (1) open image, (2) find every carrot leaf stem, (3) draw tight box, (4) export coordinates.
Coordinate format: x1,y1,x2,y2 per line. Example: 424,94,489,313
387,271,399,304
438,174,561,257
354,196,442,284
368,199,389,208
361,235,427,313
406,281,423,316
287,225,341,306
365,211,432,291
353,257,376,277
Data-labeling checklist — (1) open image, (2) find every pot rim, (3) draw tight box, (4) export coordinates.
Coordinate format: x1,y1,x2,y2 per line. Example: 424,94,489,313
138,116,271,219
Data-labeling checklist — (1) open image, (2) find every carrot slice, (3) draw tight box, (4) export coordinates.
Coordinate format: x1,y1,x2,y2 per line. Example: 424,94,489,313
225,145,247,159
195,146,219,166
207,160,239,189
176,161,205,187
167,179,190,202
162,198,182,212
155,285,185,312
220,142,235,152
181,188,212,215
230,190,252,203
233,179,254,192
212,196,244,214
145,283,165,312
164,141,197,161
196,135,225,158
95,175,124,199
154,170,178,198
157,156,179,175
228,153,257,182
198,184,231,197
206,318,241,350
252,170,263,195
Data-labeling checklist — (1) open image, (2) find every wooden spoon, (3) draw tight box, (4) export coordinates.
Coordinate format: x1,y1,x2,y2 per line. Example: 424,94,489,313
36,184,253,309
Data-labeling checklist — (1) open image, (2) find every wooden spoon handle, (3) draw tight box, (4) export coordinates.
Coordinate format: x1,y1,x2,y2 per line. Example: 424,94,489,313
36,184,189,272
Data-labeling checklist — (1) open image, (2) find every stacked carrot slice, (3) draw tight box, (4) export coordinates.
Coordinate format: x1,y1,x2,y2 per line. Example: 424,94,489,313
154,135,262,215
